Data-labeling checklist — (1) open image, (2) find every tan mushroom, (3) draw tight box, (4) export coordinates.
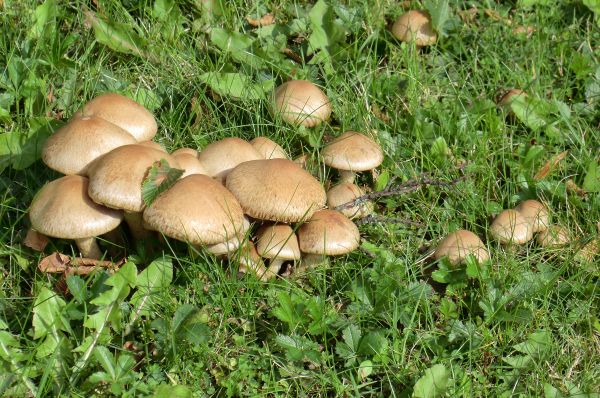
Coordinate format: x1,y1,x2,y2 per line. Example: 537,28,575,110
250,137,289,159
433,230,489,266
197,138,262,183
490,209,533,245
536,225,570,248
171,147,199,157
391,10,437,47
322,131,384,184
226,159,326,223
237,241,270,281
29,175,123,259
171,152,208,178
74,92,158,141
514,199,550,233
256,224,301,278
326,182,373,220
273,80,331,127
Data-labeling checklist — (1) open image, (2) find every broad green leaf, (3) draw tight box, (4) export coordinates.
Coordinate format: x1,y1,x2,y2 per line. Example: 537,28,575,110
543,383,565,398
130,257,173,318
32,287,70,340
66,276,86,304
29,0,57,39
518,0,552,6
153,385,193,398
342,324,361,351
513,330,552,359
90,262,137,307
84,11,149,59
424,0,451,36
583,0,600,24
210,28,264,68
141,159,184,207
358,360,373,380
510,95,550,131
413,364,449,398
357,331,388,358
172,304,211,345
275,334,321,363
374,170,390,192
0,117,57,172
583,161,600,192
93,346,117,380
307,0,346,56
198,72,272,100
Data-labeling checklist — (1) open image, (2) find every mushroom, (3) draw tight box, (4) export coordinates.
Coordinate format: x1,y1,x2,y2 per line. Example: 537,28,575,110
138,141,168,152
514,199,550,233
143,174,245,246
226,158,326,223
237,241,270,281
250,137,289,159
171,152,208,178
86,144,181,239
42,116,137,175
197,138,262,183
575,238,598,262
490,209,533,245
536,225,570,248
74,92,158,141
321,131,384,184
171,147,199,157
206,217,251,257
391,10,437,47
256,224,301,278
433,230,489,266
497,89,527,108
297,209,360,269
326,182,373,220
272,80,332,127
29,175,123,259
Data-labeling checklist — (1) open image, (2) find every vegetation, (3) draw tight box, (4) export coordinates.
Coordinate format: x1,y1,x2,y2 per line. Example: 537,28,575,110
1,0,599,396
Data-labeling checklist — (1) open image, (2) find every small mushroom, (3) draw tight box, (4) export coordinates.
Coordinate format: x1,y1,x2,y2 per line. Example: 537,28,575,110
490,209,533,245
574,238,598,262
536,225,570,248
197,138,262,183
298,209,360,269
256,224,301,278
391,10,437,47
29,175,123,259
171,147,199,157
250,137,289,159
497,89,527,109
237,241,269,281
322,131,384,184
74,92,158,141
272,80,331,127
434,230,489,266
326,182,373,220
171,152,208,178
514,199,550,233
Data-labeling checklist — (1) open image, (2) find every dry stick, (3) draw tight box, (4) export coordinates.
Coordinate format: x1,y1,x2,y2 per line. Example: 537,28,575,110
355,214,425,228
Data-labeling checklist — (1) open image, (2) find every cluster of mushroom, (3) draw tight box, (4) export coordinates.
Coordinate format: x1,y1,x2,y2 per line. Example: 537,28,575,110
28,87,385,280
434,199,598,267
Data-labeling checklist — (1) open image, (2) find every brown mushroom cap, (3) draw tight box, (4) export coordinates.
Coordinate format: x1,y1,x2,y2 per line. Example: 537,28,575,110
250,137,289,159
256,224,301,261
42,116,137,175
74,93,158,141
171,147,199,157
298,209,360,255
490,209,533,245
143,174,245,245
434,230,489,266
514,199,550,233
29,175,123,258
273,80,332,127
172,152,208,177
391,10,437,47
326,182,372,220
138,141,168,152
86,144,181,213
575,238,598,262
197,138,262,183
226,159,326,223
536,225,570,248
206,217,250,256
498,89,527,108
322,131,384,172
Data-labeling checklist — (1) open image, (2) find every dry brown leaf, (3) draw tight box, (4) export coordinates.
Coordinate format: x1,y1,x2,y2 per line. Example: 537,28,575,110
533,150,568,181
23,228,49,252
484,8,512,25
39,252,125,275
246,13,275,27
566,179,587,197
458,7,478,24
512,25,535,36
282,48,303,63
371,103,390,123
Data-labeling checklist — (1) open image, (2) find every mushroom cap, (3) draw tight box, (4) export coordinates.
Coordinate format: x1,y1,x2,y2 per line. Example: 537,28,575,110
74,93,158,141
490,209,533,245
197,138,263,183
143,174,245,245
42,116,137,175
29,175,123,239
575,238,598,262
86,144,181,212
256,224,301,261
172,152,208,177
514,199,550,233
138,141,167,152
226,159,326,223
326,182,371,220
206,217,251,256
250,137,289,159
536,225,570,248
322,131,384,172
434,230,489,266
171,147,199,157
298,209,360,255
391,10,437,47
273,80,332,127
498,89,527,107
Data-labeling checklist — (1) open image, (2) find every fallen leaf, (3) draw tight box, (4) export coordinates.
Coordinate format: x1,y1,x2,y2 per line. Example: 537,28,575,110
458,7,478,23
484,8,512,25
371,103,390,123
246,13,275,27
512,25,535,36
566,179,587,197
23,228,49,252
534,150,568,181
38,252,125,274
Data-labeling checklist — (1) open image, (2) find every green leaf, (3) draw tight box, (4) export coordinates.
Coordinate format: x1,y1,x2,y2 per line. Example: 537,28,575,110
141,158,184,207
424,0,451,36
0,117,57,172
32,287,70,340
307,0,346,57
29,0,58,39
543,383,565,398
93,346,117,380
210,28,264,68
583,0,600,24
172,304,211,345
130,257,173,318
66,276,87,304
357,331,388,358
198,72,272,100
510,95,551,131
583,161,600,192
84,11,149,59
517,0,552,6
342,324,361,352
152,385,193,398
374,170,390,192
513,330,552,359
275,334,321,363
413,364,449,398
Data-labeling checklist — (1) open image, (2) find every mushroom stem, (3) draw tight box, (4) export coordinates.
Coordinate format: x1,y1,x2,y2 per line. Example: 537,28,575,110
74,237,102,259
266,259,284,279
339,170,357,184
124,211,151,240
300,253,328,270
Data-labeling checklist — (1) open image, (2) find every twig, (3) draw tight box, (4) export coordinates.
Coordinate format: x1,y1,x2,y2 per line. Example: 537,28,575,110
355,215,425,228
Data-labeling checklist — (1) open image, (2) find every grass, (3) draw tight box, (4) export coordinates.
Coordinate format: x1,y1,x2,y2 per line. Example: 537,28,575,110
1,0,599,396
